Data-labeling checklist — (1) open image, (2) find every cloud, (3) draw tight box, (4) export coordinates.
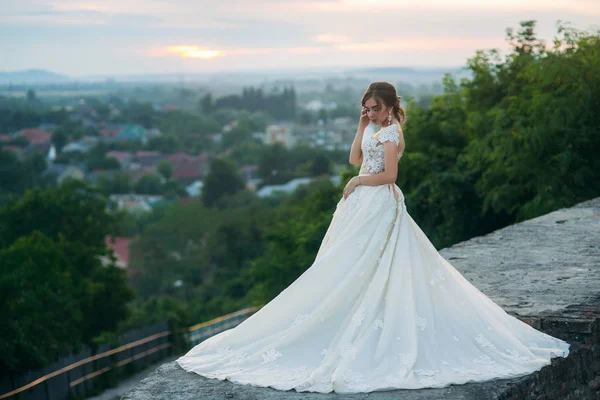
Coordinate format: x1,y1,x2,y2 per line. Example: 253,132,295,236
314,34,351,44
1,0,598,75
312,0,600,15
141,34,508,62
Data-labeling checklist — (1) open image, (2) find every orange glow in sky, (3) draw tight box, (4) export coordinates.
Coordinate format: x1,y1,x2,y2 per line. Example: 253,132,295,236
167,46,224,59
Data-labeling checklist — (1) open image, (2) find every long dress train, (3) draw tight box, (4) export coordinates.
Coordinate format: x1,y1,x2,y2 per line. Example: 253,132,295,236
176,122,570,393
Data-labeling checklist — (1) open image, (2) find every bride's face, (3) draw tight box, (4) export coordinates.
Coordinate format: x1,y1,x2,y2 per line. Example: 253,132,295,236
363,97,390,125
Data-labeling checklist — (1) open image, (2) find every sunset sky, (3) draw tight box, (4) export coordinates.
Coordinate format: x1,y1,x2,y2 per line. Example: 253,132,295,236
0,0,598,77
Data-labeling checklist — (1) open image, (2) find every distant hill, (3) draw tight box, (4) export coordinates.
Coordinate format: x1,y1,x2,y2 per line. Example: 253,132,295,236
0,69,71,84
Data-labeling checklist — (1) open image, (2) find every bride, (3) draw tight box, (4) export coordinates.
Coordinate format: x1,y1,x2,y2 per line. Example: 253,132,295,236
176,81,570,393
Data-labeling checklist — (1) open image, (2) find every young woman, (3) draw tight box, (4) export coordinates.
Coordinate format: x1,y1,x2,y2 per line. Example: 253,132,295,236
176,81,570,393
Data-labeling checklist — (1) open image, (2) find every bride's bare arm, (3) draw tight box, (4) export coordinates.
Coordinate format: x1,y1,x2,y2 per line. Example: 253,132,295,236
348,126,365,165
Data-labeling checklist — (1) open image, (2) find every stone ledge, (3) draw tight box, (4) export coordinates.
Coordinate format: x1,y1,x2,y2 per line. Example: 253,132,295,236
122,196,600,399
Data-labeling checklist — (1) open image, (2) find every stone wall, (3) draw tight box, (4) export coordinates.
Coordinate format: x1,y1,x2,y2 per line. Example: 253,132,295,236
122,197,600,400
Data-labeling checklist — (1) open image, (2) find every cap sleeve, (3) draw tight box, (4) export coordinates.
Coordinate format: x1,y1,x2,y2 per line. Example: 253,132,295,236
377,124,400,145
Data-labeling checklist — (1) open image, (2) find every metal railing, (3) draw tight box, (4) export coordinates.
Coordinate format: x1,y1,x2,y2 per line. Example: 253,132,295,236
0,322,171,400
0,306,264,400
186,306,263,347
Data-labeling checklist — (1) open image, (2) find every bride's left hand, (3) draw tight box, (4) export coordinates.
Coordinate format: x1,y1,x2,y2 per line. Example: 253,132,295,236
343,176,360,199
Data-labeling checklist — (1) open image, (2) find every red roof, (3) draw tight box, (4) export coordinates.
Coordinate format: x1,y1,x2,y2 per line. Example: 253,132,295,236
2,145,24,154
105,236,131,265
100,129,121,137
18,128,51,144
135,151,162,158
167,152,198,164
106,151,131,164
172,163,202,180
130,166,157,181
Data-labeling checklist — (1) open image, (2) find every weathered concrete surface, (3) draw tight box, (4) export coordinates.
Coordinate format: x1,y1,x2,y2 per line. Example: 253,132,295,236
122,197,600,400
122,361,520,400
439,196,600,344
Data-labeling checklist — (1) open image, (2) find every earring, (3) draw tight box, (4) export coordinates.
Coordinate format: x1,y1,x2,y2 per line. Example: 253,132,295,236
387,111,392,125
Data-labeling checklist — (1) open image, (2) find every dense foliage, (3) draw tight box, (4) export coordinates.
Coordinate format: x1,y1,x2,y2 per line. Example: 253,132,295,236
0,182,134,374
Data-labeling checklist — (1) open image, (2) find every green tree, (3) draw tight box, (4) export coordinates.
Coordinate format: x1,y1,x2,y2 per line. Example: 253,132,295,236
0,182,135,372
201,158,246,208
52,130,68,152
135,174,163,194
157,160,173,180
244,177,340,305
257,143,292,185
200,93,213,113
86,156,120,170
309,153,332,176
99,170,133,194
0,232,82,374
26,89,36,102
461,20,600,220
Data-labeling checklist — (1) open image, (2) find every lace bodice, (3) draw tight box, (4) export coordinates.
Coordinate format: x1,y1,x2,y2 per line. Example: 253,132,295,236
359,123,403,175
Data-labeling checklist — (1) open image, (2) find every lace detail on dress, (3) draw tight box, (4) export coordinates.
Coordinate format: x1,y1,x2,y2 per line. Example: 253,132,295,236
429,268,446,286
416,315,428,331
350,306,366,328
359,124,402,175
261,348,283,364
378,124,400,145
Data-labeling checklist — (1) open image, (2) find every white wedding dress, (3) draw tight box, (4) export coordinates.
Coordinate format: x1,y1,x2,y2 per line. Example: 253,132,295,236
176,122,570,393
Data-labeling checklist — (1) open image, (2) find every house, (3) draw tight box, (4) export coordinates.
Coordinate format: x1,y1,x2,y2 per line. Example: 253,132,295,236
223,120,238,133
257,177,312,197
43,164,86,184
302,100,337,111
25,141,52,155
104,236,131,269
167,152,206,169
2,145,25,159
133,151,166,167
113,124,148,144
264,123,296,148
62,141,95,153
16,128,52,144
167,152,198,165
169,152,209,184
108,194,164,214
256,175,341,198
103,236,143,279
106,151,132,168
239,164,259,181
100,128,122,138
239,165,261,190
172,164,202,185
185,180,203,197
86,169,114,184
129,166,158,182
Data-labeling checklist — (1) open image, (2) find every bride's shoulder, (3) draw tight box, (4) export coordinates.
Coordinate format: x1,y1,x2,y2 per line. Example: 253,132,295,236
378,123,401,144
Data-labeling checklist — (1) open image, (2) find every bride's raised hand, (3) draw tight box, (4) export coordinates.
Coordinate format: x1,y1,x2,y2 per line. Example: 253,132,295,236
358,106,369,130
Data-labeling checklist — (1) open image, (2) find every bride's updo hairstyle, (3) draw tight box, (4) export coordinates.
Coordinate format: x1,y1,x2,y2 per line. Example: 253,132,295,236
361,82,406,126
